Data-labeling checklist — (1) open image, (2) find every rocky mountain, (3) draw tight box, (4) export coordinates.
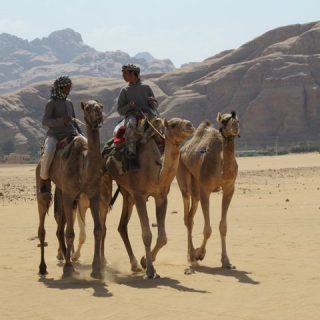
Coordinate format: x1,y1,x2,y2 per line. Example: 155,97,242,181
0,28,175,93
1,21,320,157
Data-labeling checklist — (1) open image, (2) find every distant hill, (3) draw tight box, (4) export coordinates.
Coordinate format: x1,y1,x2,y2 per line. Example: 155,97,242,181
1,21,320,157
0,28,175,93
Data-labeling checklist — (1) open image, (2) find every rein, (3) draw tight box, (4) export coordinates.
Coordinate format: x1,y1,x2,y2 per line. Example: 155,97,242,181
140,111,165,140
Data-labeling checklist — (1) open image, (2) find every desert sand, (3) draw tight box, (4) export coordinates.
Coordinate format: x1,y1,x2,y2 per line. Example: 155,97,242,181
0,152,320,320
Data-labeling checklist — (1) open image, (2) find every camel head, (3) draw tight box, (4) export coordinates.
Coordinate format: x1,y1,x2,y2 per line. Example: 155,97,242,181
164,118,195,145
81,100,104,130
217,110,240,140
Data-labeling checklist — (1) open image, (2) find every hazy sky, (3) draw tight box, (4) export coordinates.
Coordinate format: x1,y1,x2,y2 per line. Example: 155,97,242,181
0,0,319,67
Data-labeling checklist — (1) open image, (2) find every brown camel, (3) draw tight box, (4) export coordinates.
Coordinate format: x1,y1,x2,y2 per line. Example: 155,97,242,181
36,100,104,278
176,111,240,270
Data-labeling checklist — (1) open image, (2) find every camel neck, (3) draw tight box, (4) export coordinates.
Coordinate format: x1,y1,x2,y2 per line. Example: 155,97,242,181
159,139,180,184
222,139,236,170
86,127,102,163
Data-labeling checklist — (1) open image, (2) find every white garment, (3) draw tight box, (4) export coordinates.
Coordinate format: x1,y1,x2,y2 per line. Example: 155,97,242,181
40,136,57,180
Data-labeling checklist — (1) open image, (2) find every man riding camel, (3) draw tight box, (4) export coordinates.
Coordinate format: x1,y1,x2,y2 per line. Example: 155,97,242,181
39,76,82,194
117,64,159,170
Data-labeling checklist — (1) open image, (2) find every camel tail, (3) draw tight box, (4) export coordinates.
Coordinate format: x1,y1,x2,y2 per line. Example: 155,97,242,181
109,186,120,209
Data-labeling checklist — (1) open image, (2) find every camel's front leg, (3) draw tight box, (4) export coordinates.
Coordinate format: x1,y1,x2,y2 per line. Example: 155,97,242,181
54,187,66,261
72,195,88,262
90,193,103,279
220,186,235,269
36,165,51,275
118,192,141,272
135,194,158,279
195,189,212,261
62,194,76,277
37,196,50,275
150,196,168,261
99,175,112,267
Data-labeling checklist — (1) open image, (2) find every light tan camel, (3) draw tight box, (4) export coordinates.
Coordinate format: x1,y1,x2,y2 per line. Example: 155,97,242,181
74,117,194,278
108,117,194,278
176,111,240,270
36,100,104,278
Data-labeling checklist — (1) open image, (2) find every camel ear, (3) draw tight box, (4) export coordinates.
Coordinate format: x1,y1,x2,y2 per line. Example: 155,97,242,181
81,101,85,110
216,112,222,123
164,119,169,128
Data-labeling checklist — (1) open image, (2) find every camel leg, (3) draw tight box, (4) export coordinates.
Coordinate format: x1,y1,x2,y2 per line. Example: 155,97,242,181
54,187,66,260
220,186,235,269
99,199,108,267
72,199,88,262
177,164,198,263
118,192,141,272
195,188,212,261
135,194,158,279
62,194,76,277
37,197,49,275
89,193,103,279
36,164,51,275
99,175,112,266
150,196,168,262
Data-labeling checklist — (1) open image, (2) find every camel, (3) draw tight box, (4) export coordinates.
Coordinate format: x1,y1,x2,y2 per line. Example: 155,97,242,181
74,117,195,278
176,111,240,270
36,100,105,278
109,117,194,278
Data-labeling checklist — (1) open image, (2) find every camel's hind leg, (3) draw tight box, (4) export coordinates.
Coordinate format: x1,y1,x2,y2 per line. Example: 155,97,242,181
135,194,158,279
118,191,141,272
36,164,51,275
61,194,76,277
177,164,199,263
54,187,66,260
195,188,212,261
220,186,235,269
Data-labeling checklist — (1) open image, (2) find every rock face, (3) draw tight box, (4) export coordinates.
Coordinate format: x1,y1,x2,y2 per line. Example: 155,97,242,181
155,21,320,149
0,28,175,93
1,21,320,155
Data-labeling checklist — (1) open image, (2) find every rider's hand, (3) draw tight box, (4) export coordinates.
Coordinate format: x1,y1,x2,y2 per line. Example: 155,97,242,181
63,116,72,126
147,97,158,107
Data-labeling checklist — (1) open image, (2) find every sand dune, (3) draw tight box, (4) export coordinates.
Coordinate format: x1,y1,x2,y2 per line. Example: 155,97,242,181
0,152,320,320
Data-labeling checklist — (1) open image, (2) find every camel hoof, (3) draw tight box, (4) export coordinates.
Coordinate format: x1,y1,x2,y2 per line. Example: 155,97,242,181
140,256,146,269
91,270,103,280
131,264,143,273
195,248,206,261
38,263,47,275
143,273,160,280
222,263,236,270
63,264,76,278
57,251,65,261
184,267,195,275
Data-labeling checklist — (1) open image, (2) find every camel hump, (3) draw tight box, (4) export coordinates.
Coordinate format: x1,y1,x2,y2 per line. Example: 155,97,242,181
194,120,212,138
61,135,87,159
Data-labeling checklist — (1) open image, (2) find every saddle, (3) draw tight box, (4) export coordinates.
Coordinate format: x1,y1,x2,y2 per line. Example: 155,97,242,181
102,116,165,175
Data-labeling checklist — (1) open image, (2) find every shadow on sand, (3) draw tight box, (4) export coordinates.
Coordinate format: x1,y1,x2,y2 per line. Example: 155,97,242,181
38,262,112,297
114,273,210,293
191,266,260,285
39,275,112,297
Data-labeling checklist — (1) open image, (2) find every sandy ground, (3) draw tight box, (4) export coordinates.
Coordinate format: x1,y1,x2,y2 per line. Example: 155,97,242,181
0,152,320,320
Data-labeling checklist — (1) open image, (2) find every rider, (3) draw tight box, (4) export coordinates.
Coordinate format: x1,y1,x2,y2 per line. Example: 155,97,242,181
39,76,82,194
117,64,158,170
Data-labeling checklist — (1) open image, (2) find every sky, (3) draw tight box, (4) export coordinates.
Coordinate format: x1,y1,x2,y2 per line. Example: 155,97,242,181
0,0,319,67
